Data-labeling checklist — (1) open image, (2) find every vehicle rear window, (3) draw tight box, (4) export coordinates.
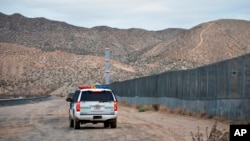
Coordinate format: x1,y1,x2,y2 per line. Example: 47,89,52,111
73,90,80,102
80,91,114,102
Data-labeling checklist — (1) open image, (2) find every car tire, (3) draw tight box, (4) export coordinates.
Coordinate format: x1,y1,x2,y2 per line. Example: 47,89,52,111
69,115,73,128
74,120,80,129
104,121,109,128
110,119,117,128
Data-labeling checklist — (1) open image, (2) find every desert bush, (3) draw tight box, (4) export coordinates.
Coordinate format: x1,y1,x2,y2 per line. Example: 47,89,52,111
152,104,160,111
118,101,128,106
137,104,160,112
138,105,149,112
191,122,229,141
138,106,146,112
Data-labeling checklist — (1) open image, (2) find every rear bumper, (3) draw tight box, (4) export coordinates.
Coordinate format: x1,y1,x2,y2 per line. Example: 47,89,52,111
73,111,117,122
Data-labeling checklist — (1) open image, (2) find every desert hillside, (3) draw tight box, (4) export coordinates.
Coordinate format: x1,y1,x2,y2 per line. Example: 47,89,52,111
136,19,250,72
0,43,137,97
0,12,184,63
0,12,250,97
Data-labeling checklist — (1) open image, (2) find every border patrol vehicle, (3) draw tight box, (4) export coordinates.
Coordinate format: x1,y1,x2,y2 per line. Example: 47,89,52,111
66,85,118,129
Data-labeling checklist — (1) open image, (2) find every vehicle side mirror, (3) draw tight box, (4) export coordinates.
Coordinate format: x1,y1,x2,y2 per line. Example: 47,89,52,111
66,97,72,102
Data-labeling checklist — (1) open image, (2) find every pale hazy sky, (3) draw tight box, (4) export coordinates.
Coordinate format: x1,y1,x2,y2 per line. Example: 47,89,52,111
0,0,249,30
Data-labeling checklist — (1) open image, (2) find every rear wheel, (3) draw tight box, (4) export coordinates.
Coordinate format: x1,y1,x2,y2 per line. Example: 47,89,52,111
104,121,109,128
110,119,117,128
69,115,73,128
74,120,80,129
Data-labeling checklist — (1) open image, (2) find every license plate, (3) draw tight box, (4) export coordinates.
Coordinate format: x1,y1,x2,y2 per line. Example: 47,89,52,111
93,116,102,119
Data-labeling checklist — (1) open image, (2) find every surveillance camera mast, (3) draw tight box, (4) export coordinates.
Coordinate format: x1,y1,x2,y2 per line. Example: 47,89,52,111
105,48,110,85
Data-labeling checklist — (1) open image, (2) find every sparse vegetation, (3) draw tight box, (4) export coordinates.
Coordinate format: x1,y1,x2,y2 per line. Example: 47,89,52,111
137,104,175,113
132,104,230,141
191,122,229,141
133,103,231,123
152,104,160,111
138,106,146,112
136,104,159,112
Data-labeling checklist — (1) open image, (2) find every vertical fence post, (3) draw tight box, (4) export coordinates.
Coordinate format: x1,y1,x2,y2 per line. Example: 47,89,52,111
206,67,209,99
228,63,231,98
242,56,246,97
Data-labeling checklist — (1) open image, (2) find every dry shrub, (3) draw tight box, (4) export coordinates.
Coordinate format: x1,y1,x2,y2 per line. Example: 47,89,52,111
158,105,170,112
194,112,206,118
207,122,229,141
152,104,160,111
173,108,182,114
182,110,192,116
191,126,203,141
191,122,229,141
138,104,154,112
119,101,128,106
204,114,213,119
138,106,146,112
146,104,157,111
212,117,228,123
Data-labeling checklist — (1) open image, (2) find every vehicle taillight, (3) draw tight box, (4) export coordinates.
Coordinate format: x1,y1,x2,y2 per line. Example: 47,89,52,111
114,101,118,111
76,101,80,112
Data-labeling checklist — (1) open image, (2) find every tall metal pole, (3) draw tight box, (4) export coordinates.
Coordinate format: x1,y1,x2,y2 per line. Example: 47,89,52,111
105,48,110,85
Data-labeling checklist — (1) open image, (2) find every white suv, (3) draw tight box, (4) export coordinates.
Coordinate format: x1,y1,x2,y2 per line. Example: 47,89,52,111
66,85,118,129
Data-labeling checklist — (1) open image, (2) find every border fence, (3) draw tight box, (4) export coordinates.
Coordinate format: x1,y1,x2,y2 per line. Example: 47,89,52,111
110,53,250,121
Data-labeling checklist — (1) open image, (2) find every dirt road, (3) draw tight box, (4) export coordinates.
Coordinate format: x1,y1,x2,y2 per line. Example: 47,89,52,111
0,97,229,141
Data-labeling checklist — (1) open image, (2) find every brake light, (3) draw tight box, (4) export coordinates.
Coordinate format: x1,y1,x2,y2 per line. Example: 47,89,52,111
76,101,80,112
114,101,118,111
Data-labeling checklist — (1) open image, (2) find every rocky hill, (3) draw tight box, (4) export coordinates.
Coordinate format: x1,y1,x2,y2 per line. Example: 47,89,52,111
0,12,184,63
135,19,250,73
0,43,138,97
0,12,250,97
